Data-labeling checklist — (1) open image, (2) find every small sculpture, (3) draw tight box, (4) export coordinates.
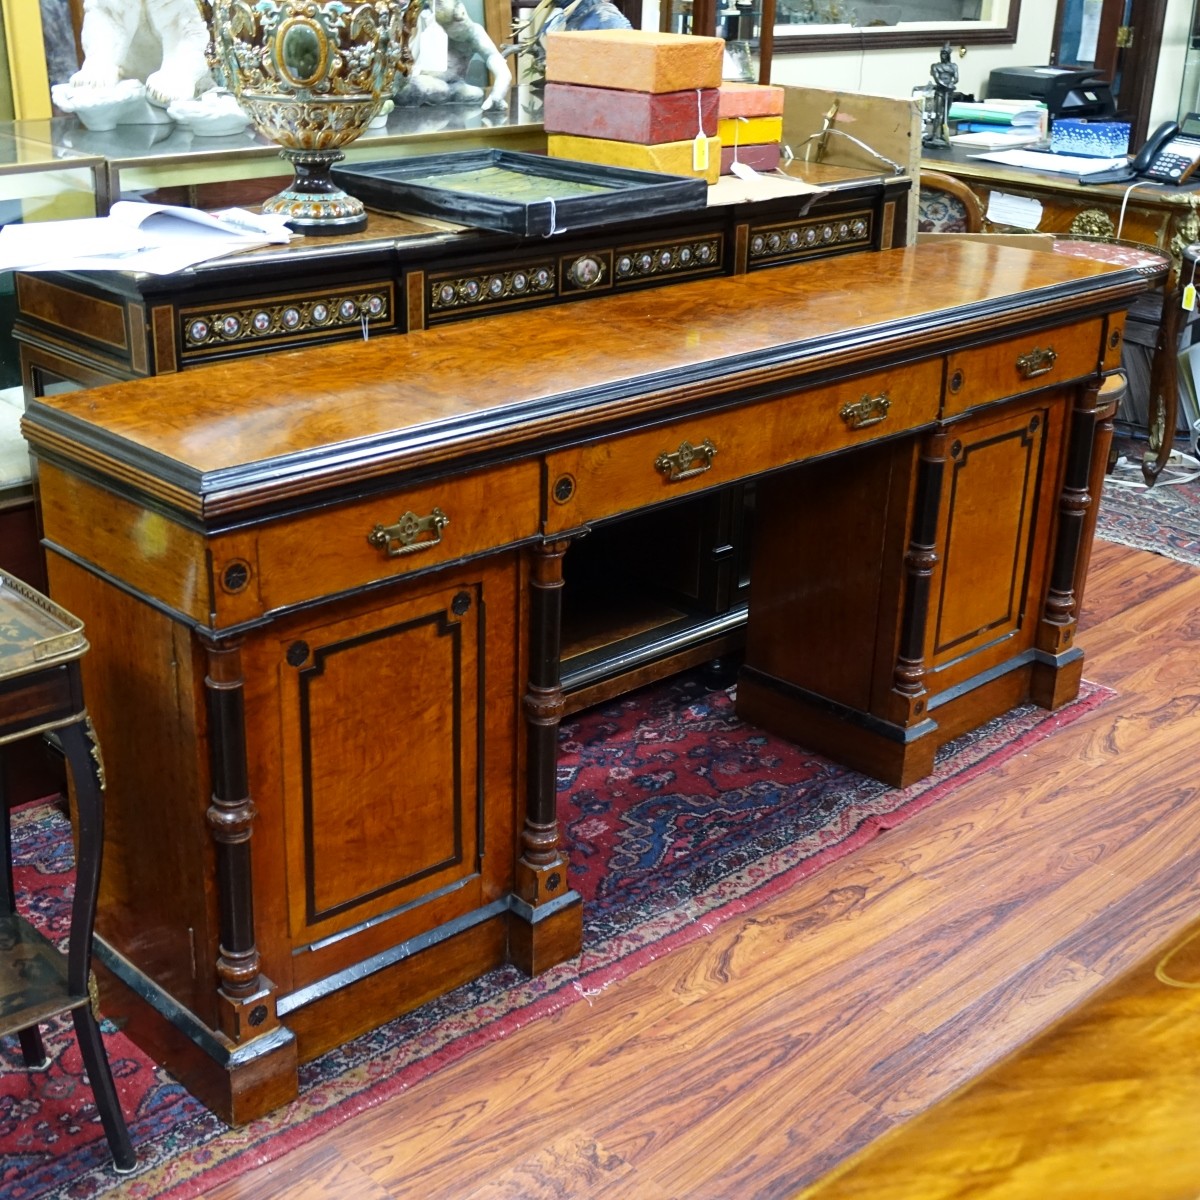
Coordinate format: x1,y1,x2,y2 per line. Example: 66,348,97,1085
923,41,958,148
395,0,512,112
65,0,213,107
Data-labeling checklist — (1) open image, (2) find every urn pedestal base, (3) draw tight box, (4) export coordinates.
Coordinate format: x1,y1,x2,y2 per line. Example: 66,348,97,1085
263,149,369,236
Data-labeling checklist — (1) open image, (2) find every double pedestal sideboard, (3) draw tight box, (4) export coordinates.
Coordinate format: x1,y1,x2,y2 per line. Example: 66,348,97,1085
18,232,1161,1122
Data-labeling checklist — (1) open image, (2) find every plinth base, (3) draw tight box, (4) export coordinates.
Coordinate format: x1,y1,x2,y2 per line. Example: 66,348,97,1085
264,148,369,236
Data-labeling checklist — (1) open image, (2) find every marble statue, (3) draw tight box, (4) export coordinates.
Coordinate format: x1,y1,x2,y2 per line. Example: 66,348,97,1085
395,0,512,112
65,0,214,108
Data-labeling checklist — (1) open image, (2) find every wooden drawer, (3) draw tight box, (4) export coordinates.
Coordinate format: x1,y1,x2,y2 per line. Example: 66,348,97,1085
944,318,1103,419
213,460,541,624
543,360,943,533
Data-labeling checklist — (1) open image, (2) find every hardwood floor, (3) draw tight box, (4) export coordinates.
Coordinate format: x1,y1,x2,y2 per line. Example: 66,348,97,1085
208,537,1200,1200
795,914,1200,1198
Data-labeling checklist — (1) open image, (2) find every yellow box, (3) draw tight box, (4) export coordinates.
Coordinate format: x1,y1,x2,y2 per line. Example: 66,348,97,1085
717,115,783,146
544,30,724,93
548,133,721,185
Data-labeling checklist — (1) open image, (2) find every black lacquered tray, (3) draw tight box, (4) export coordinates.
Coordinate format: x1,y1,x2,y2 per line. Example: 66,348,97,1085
332,149,708,237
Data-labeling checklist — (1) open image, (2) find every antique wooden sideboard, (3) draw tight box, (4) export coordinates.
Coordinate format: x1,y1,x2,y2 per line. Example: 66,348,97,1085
19,239,1161,1122
13,161,911,712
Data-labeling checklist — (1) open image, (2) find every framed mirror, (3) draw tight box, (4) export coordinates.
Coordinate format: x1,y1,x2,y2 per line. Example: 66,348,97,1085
770,0,1021,52
659,0,1019,76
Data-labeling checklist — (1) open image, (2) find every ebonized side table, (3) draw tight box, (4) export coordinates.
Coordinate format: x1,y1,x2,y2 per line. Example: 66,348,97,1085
0,569,135,1173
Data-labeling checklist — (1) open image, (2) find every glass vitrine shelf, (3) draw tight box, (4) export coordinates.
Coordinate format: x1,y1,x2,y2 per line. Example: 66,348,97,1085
0,129,102,222
7,98,547,214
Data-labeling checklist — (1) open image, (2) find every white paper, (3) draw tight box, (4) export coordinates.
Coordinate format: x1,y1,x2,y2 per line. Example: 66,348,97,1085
949,130,1041,150
986,190,1044,229
0,202,292,274
0,218,147,268
1078,0,1103,63
971,148,1127,175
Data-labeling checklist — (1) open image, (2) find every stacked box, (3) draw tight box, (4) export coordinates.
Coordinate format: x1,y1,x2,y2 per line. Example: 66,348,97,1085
718,82,785,175
544,31,723,185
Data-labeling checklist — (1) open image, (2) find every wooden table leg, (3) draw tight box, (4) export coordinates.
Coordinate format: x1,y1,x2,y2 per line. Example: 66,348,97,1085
59,717,137,1174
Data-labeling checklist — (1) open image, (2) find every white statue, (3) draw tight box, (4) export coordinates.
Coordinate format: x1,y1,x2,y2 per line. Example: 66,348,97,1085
395,0,512,112
68,0,214,107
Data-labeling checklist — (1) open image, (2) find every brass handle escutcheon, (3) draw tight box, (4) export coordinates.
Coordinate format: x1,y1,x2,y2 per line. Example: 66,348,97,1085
1016,346,1058,380
367,507,449,557
840,393,891,430
655,438,718,482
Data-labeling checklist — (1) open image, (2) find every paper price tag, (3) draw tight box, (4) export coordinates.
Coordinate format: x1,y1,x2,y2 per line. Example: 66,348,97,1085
693,133,708,173
1185,283,1197,312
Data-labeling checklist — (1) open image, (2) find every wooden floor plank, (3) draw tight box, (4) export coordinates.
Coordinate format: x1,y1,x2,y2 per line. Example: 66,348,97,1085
794,917,1200,1200
205,541,1200,1200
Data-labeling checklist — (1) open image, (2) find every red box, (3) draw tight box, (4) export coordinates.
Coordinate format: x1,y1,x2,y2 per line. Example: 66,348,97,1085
720,142,782,175
544,83,719,144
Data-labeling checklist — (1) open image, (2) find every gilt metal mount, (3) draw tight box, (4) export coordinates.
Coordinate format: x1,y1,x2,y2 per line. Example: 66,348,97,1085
840,393,891,430
655,439,718,482
367,508,449,557
1016,346,1058,380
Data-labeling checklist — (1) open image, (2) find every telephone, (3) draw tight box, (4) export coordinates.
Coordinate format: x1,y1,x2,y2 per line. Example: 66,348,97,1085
1080,114,1200,186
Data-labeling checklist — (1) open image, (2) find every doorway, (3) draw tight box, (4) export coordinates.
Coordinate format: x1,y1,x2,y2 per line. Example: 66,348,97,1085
1050,0,1167,145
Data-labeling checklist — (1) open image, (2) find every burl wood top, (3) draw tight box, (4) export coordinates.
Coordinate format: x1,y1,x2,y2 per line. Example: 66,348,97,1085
23,241,1162,519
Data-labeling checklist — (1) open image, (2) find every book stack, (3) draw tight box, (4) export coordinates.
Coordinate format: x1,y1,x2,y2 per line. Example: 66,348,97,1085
947,98,1047,149
717,82,784,174
544,30,724,185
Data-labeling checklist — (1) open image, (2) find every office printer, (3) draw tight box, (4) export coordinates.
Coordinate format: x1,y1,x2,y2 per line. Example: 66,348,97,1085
987,66,1117,121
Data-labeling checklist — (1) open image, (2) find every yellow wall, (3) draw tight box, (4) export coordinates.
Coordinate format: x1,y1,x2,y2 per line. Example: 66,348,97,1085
0,0,50,119
0,9,14,121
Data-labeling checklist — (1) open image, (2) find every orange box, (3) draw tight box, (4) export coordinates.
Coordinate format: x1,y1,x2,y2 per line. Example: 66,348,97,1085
718,82,786,118
544,30,724,93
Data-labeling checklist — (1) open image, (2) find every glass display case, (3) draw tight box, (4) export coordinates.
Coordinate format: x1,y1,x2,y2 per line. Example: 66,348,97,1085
6,100,546,215
0,128,102,396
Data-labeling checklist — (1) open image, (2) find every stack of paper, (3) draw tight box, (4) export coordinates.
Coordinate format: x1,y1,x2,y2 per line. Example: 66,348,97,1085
949,128,1042,150
950,100,1047,129
0,202,294,275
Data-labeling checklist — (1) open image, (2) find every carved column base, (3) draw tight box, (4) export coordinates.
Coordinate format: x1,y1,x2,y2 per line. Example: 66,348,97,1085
1036,618,1078,658
515,852,572,908
216,976,281,1044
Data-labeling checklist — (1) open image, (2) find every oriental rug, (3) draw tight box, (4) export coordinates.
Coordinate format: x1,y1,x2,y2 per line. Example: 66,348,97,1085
0,673,1112,1200
1096,440,1200,566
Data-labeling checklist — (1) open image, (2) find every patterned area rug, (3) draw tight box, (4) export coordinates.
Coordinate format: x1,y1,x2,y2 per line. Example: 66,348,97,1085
1096,441,1200,567
1,674,1112,1199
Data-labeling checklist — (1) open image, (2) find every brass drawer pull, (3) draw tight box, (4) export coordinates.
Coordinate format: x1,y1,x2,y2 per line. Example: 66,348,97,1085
655,438,718,482
367,507,449,557
1016,346,1058,380
840,393,891,430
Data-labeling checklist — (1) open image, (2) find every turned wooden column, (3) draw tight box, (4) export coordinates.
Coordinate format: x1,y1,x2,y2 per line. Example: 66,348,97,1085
1033,381,1107,708
511,540,582,975
201,637,280,1043
1040,382,1102,651
889,428,947,729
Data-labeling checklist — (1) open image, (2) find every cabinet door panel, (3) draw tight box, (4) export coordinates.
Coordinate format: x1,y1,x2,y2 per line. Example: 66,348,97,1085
266,561,517,990
298,603,473,922
927,398,1064,690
